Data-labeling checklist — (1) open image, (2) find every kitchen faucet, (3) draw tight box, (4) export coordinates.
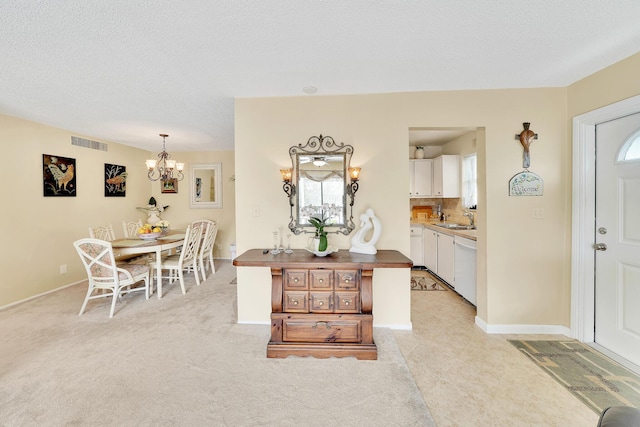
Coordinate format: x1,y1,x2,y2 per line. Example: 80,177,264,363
463,211,475,227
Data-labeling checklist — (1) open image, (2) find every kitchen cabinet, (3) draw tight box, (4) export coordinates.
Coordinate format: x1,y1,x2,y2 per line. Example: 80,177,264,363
423,228,438,272
432,155,460,197
410,225,424,266
436,232,455,285
409,159,433,197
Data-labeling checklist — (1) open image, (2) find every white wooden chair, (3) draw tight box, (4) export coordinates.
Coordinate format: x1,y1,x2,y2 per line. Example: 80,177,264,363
153,224,202,296
197,220,218,281
122,219,143,238
121,219,154,265
88,224,115,241
73,238,150,318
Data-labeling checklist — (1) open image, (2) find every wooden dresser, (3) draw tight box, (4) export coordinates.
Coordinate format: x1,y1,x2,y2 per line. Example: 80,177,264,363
233,249,412,360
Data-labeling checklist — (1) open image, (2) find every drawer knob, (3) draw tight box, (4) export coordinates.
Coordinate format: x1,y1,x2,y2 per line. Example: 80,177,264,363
319,301,324,306
319,279,324,283
344,300,350,306
293,300,298,305
294,278,298,283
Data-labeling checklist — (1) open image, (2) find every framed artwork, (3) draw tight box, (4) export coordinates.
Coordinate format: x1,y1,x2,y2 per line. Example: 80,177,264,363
161,178,178,193
43,154,76,197
104,163,127,197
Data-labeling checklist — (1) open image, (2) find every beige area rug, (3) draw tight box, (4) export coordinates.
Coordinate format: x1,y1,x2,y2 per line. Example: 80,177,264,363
411,269,447,291
0,261,435,427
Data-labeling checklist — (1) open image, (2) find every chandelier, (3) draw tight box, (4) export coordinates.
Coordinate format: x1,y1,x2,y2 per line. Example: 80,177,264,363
145,133,184,181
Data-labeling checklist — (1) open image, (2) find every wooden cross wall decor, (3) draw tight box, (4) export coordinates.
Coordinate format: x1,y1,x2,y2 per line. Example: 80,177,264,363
515,122,538,169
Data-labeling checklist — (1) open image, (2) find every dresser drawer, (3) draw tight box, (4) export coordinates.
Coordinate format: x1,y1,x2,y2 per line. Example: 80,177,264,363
282,318,362,343
309,269,333,290
309,291,333,312
284,270,308,290
334,291,360,313
335,270,359,290
283,291,308,313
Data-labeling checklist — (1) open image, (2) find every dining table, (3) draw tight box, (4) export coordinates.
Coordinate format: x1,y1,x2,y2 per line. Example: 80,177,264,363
111,230,186,298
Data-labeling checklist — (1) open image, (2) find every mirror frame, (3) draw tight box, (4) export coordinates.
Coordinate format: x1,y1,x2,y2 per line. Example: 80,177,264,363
287,135,355,235
189,163,222,209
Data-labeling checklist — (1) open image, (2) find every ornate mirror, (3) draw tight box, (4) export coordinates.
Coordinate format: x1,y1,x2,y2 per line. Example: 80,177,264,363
283,135,359,235
189,163,222,209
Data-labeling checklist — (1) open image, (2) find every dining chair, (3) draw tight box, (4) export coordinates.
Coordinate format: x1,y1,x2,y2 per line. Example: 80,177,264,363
88,224,116,241
187,219,212,280
154,224,202,295
73,238,150,318
197,220,218,281
122,219,143,238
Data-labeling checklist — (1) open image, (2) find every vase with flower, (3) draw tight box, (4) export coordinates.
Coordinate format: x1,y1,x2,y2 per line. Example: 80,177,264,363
308,216,328,252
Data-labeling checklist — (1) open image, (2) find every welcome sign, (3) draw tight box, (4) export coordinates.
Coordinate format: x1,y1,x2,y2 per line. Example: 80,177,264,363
509,171,543,196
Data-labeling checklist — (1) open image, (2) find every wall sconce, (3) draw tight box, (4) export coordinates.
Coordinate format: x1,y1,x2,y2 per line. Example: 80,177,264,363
347,167,361,205
280,168,295,201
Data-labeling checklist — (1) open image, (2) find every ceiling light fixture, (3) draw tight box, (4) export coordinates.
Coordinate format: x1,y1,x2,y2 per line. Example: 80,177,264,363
312,157,327,167
303,86,317,94
145,133,184,182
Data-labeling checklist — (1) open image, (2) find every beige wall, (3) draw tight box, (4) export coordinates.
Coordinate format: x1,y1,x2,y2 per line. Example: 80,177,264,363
568,53,640,118
0,114,236,308
235,88,568,328
148,151,236,262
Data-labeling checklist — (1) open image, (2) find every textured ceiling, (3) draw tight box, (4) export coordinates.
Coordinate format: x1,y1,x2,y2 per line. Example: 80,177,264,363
2,1,640,151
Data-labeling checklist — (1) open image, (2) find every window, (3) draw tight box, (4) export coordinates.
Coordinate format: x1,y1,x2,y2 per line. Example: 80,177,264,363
462,154,477,209
618,132,640,162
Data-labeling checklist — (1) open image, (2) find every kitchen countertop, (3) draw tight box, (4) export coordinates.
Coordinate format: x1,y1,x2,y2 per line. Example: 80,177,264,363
410,220,477,241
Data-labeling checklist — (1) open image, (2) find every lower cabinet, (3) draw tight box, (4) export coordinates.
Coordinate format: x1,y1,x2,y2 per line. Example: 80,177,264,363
423,228,438,272
437,233,455,285
410,225,424,266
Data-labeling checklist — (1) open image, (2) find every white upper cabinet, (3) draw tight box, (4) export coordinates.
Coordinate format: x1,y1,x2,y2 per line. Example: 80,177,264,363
409,159,433,198
432,155,460,197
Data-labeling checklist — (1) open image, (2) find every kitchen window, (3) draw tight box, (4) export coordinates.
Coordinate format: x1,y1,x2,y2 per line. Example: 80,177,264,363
462,154,477,209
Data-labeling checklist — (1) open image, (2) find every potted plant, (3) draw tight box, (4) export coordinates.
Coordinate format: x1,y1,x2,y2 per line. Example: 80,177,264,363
308,216,328,252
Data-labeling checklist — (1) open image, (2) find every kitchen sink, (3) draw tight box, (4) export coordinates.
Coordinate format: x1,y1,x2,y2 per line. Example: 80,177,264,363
435,224,477,231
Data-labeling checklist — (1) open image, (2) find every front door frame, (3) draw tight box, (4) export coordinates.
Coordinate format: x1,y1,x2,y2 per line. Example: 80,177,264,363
571,94,640,343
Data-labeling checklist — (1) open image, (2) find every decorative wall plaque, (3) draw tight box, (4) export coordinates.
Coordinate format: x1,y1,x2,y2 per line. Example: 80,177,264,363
509,171,543,196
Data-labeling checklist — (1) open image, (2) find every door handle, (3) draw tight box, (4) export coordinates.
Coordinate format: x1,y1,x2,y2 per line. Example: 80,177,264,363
594,243,607,251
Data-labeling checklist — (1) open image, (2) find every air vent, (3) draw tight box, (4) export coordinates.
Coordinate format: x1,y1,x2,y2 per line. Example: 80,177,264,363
71,136,108,152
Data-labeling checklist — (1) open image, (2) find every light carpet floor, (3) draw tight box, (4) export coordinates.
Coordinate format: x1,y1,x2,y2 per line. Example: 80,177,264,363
0,261,434,427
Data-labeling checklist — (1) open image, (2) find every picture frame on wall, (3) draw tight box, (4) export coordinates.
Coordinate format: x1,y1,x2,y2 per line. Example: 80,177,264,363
104,163,127,197
161,178,178,193
43,154,76,197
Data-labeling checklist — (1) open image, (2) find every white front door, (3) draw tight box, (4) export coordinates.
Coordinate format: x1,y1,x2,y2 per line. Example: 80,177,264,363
594,112,640,367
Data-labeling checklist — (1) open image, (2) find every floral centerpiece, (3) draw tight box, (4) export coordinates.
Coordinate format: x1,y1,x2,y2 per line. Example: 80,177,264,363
155,220,170,234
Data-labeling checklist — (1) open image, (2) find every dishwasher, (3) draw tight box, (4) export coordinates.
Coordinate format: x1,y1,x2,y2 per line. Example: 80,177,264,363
454,236,477,305
410,225,424,267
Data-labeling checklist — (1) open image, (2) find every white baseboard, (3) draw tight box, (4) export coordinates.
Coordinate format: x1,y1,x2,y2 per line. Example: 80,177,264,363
236,320,270,325
0,279,85,312
475,316,571,336
374,323,413,330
